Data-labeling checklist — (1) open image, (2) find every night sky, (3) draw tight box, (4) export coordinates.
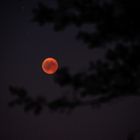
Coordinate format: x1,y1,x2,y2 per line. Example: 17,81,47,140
1,0,140,140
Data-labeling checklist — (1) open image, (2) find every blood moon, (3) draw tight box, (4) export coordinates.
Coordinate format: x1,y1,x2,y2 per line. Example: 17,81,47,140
42,57,59,75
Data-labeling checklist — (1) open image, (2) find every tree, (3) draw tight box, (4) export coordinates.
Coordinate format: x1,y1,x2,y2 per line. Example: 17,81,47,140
9,0,140,116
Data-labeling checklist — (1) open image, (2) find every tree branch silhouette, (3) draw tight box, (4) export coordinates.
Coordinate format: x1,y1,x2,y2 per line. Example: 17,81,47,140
8,43,140,115
32,0,140,48
8,85,121,115
9,0,140,117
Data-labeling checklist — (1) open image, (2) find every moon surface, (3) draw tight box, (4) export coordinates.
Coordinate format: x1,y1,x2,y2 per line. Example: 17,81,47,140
42,57,58,75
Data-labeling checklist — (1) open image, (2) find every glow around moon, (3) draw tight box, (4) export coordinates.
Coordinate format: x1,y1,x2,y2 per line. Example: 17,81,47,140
42,57,59,75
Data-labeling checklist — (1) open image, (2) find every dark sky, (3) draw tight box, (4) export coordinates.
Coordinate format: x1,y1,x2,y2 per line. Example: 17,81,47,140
0,0,140,140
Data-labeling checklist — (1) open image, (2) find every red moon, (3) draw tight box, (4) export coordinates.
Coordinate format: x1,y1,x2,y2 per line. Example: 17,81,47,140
42,57,58,75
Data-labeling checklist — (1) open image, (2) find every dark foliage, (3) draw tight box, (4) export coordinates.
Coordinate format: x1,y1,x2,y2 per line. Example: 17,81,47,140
9,43,140,114
9,0,140,119
32,0,140,48
7,1,140,139
8,86,47,115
